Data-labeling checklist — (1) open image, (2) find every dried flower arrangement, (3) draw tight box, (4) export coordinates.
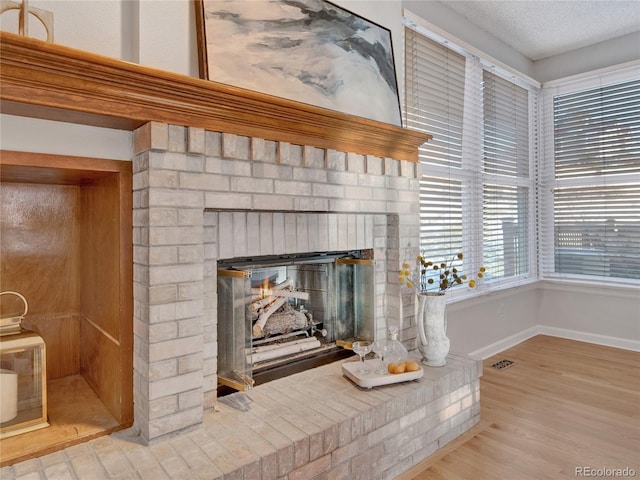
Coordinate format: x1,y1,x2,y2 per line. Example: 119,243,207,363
399,253,485,294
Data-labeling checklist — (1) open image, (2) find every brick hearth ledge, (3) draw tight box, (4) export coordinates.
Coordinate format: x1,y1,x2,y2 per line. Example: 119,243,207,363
1,353,480,479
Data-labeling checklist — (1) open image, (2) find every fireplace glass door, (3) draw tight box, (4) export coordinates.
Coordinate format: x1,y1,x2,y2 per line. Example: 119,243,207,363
217,252,374,392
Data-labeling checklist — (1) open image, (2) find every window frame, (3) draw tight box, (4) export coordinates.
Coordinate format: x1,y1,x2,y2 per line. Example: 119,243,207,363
404,16,540,302
540,65,640,288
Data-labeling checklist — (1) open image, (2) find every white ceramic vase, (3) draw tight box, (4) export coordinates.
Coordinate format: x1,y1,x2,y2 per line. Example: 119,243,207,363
416,292,450,367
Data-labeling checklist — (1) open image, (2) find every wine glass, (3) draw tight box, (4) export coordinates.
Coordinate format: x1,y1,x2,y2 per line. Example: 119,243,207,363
372,340,389,375
352,341,373,375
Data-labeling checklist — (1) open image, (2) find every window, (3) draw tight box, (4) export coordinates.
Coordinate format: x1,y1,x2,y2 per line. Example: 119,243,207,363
482,70,531,281
541,75,640,283
405,24,536,297
405,28,466,271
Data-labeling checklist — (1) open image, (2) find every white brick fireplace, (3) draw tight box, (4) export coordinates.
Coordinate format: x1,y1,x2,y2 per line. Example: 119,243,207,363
131,121,481,478
132,121,421,436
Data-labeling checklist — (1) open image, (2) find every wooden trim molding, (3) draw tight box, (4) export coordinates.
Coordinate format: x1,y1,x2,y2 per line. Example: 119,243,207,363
0,32,431,162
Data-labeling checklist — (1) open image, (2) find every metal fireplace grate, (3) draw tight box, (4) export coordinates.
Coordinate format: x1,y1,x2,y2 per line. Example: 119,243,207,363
490,359,515,370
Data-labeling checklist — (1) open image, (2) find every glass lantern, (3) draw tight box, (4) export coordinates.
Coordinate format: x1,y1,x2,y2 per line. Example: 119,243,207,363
0,292,48,439
0,331,49,439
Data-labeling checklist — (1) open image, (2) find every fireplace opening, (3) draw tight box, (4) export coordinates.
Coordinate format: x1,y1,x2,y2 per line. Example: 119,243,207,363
216,250,375,395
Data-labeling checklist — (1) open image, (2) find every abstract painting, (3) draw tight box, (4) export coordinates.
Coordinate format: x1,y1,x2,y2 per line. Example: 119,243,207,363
196,0,402,126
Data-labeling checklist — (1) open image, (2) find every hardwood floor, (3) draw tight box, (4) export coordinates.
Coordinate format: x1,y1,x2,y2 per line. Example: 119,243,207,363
398,335,640,480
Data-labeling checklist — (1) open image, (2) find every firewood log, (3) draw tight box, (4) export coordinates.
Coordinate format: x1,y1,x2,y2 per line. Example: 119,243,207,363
252,297,286,336
250,337,321,363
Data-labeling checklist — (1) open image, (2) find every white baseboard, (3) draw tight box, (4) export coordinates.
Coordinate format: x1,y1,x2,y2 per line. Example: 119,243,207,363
537,325,640,352
467,326,539,360
467,325,640,359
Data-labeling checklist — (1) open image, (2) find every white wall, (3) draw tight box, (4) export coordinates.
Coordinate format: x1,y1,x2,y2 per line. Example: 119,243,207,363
446,285,539,356
0,0,128,59
0,115,132,160
135,0,198,76
446,281,640,357
538,282,640,347
533,32,640,83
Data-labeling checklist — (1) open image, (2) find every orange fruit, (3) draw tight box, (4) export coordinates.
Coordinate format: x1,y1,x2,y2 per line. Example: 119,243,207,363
394,362,406,374
406,361,420,372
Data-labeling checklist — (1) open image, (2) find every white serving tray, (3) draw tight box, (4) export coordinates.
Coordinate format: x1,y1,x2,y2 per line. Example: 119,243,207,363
342,358,423,388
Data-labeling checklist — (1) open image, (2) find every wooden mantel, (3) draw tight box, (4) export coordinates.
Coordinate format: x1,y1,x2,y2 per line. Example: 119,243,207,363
0,32,431,162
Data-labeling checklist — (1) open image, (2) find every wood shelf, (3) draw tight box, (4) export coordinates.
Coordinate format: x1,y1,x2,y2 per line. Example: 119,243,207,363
0,32,431,162
0,375,121,467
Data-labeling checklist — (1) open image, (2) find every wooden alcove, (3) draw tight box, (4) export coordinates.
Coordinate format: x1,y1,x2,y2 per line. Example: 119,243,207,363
0,151,133,466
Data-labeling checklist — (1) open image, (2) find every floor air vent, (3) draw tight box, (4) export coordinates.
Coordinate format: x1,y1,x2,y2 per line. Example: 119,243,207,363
490,359,515,370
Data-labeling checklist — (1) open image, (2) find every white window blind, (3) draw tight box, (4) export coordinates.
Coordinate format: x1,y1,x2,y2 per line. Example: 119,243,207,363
405,28,467,273
482,70,531,281
405,25,536,296
544,77,640,282
405,32,466,170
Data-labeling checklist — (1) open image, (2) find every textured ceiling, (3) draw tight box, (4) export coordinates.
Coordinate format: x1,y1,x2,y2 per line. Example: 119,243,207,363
439,0,640,61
